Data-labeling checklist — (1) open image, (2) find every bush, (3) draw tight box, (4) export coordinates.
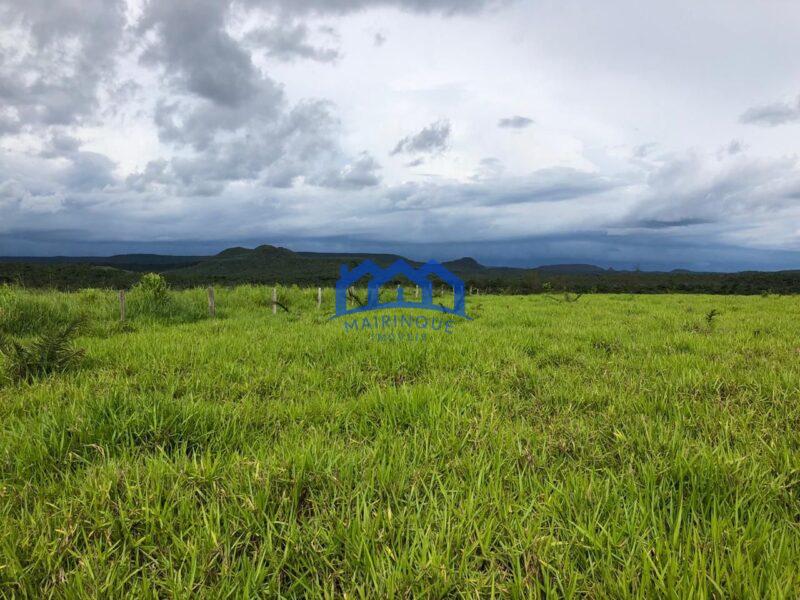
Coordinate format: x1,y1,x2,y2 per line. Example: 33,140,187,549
128,273,175,320
0,319,85,383
133,273,170,307
127,274,206,323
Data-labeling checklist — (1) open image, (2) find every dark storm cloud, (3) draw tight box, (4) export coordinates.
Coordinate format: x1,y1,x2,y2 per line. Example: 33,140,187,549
463,232,800,272
631,153,800,225
0,0,126,133
138,1,379,192
132,101,381,194
0,0,495,206
391,120,451,155
151,89,285,151
739,95,800,127
266,229,800,273
139,0,267,108
498,115,533,129
143,0,503,80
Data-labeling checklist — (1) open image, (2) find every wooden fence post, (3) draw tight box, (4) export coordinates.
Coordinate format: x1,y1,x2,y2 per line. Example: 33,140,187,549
317,287,322,309
119,290,126,322
272,286,277,314
207,287,215,318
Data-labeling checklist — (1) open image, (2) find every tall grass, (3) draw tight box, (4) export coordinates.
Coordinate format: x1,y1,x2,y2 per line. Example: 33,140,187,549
0,285,97,336
0,289,799,596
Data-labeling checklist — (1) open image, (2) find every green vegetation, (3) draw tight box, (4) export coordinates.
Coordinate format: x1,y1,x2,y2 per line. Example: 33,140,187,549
1,286,799,596
0,319,85,384
3,244,800,294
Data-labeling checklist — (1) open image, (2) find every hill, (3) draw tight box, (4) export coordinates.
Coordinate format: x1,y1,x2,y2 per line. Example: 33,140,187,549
2,245,800,294
168,245,348,286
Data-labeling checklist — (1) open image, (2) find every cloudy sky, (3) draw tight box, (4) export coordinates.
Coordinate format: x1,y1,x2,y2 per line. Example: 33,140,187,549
1,0,800,270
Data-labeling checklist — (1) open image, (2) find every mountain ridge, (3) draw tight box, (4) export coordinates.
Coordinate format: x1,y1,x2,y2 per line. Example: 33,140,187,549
0,245,775,276
3,244,800,294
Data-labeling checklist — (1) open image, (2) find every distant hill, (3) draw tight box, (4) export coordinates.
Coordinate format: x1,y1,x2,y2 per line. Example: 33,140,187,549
167,244,346,285
0,245,610,288
167,245,504,285
443,257,485,270
2,244,800,294
0,247,610,278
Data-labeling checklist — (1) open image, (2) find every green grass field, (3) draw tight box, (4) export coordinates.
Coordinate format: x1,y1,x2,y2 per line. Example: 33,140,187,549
1,286,799,597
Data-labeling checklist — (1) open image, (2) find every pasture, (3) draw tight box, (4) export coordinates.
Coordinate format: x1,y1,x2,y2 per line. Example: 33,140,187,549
1,285,799,597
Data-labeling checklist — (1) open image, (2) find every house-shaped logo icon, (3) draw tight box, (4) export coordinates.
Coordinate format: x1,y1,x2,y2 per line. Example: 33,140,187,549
333,259,469,319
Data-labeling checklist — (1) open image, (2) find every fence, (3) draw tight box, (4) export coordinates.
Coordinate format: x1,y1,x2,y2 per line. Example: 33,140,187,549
115,284,478,322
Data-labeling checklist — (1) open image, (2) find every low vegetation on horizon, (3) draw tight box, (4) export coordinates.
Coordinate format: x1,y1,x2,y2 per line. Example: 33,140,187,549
2,245,800,294
1,282,799,596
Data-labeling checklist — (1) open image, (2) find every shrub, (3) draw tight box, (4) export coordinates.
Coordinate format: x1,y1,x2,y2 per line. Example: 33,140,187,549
134,273,170,307
127,275,207,323
705,308,721,328
128,273,176,320
0,319,85,383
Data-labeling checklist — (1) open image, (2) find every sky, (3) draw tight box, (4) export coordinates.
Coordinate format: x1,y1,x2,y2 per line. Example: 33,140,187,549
1,0,800,270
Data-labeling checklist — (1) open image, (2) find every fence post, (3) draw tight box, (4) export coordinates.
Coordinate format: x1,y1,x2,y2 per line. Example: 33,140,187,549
272,286,277,314
416,285,419,299
119,290,126,322
207,286,215,318
317,287,322,309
